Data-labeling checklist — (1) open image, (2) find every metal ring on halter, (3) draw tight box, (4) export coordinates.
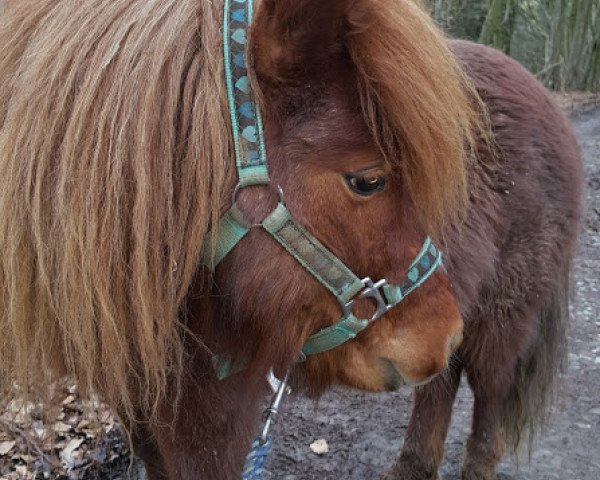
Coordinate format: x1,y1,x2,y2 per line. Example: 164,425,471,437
340,277,393,324
231,183,285,228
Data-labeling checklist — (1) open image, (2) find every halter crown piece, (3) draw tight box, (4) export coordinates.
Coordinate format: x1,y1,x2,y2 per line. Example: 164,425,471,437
207,1,443,477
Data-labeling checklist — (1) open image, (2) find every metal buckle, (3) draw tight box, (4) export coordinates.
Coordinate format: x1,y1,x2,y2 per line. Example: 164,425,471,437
341,277,392,324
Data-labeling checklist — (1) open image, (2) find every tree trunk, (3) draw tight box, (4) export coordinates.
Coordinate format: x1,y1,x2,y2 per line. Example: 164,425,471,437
479,0,515,53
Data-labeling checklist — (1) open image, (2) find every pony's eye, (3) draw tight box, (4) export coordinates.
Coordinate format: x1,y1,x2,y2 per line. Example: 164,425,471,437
344,174,385,196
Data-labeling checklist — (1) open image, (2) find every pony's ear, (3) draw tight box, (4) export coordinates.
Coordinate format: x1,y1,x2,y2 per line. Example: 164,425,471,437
251,0,353,93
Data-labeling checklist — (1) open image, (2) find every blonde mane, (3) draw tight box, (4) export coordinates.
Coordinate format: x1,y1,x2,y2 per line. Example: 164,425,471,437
0,0,233,418
0,0,481,421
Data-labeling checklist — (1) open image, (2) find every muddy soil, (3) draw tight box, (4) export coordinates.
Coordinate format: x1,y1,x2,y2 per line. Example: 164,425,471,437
1,108,598,480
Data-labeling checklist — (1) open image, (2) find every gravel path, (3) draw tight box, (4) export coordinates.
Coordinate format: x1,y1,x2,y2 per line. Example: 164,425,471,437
265,107,600,480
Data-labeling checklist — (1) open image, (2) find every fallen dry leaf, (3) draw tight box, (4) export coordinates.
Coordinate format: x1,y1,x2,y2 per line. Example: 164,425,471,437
16,453,35,463
309,438,329,455
76,419,90,430
0,439,16,456
60,437,85,468
1,379,136,478
31,420,47,440
53,421,71,433
15,464,29,476
99,410,111,423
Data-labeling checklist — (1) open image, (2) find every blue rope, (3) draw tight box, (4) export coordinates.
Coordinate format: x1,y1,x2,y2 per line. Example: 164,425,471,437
241,437,272,480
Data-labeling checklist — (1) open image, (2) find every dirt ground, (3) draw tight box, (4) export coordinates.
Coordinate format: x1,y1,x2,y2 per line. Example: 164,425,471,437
1,105,599,480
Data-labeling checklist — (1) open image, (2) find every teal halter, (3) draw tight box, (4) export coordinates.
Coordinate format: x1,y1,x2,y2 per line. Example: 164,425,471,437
205,0,443,364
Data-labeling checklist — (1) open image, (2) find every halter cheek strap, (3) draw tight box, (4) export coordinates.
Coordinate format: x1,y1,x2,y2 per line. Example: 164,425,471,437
223,0,269,188
204,0,443,362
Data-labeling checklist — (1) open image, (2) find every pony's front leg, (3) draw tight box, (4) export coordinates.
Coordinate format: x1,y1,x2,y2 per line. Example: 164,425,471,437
140,360,268,480
382,362,462,480
461,357,516,480
152,389,263,479
460,385,505,480
460,314,531,480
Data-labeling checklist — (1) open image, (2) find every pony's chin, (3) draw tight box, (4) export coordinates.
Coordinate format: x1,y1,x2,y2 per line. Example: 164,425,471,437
330,357,443,393
377,358,440,391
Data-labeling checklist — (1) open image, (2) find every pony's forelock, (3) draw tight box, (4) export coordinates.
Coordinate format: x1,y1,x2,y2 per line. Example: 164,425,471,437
0,0,233,420
347,0,486,234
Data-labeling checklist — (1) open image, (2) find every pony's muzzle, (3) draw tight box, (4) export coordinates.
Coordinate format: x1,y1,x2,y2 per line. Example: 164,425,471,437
378,320,463,390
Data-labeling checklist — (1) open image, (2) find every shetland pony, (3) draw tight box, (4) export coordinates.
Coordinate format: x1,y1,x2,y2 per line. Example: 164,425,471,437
0,1,581,479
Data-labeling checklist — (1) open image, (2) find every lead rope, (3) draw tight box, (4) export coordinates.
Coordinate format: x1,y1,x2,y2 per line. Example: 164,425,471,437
242,370,291,479
242,438,272,480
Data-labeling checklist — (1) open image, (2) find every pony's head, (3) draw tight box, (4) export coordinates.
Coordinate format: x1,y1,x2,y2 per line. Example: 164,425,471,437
0,0,479,419
209,0,479,392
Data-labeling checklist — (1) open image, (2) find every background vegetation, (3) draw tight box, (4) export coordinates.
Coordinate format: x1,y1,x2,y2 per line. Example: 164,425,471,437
426,0,600,92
